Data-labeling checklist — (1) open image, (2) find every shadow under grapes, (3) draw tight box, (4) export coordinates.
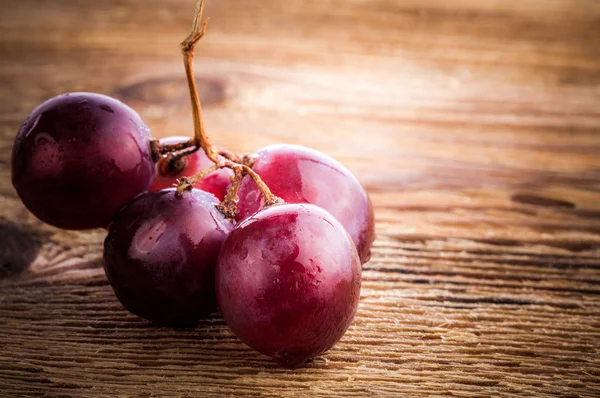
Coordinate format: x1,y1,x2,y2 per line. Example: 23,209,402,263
0,220,43,277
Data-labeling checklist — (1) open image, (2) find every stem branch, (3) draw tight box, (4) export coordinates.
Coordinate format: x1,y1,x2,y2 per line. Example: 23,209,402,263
217,167,243,218
150,138,198,162
242,166,283,207
176,164,219,195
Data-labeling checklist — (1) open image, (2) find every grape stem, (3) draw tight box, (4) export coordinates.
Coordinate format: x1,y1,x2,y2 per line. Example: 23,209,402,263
150,138,197,163
176,164,219,195
218,165,283,217
181,0,217,163
242,166,283,207
217,167,243,218
150,138,244,166
174,0,283,214
175,160,282,210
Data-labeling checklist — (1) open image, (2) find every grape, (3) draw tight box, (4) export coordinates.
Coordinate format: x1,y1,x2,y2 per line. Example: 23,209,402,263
216,203,361,368
103,188,233,327
11,92,155,229
236,144,375,263
150,136,232,200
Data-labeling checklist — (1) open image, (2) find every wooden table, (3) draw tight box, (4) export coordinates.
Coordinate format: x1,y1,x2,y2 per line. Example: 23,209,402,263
1,0,599,396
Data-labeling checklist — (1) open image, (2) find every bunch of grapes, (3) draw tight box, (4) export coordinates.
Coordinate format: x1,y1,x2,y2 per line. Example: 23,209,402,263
10,0,374,368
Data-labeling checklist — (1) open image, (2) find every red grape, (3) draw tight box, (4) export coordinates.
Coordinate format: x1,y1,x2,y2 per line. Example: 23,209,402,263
103,188,233,327
216,203,361,368
150,136,232,200
236,144,375,263
11,92,155,229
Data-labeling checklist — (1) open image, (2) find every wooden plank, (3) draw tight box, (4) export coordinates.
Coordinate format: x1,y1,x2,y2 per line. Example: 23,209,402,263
0,0,599,396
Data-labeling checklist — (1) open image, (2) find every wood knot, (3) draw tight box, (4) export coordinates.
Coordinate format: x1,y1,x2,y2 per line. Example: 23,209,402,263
510,194,575,209
116,76,228,107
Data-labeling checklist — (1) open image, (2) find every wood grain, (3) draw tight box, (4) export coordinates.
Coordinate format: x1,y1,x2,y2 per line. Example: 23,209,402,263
1,0,599,396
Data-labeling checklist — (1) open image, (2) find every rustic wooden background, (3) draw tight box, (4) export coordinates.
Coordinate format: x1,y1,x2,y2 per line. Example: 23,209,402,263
1,0,599,396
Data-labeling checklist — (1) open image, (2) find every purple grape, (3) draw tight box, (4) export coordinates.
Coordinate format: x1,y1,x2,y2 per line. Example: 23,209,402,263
11,92,155,229
236,144,375,263
103,188,233,327
216,203,361,368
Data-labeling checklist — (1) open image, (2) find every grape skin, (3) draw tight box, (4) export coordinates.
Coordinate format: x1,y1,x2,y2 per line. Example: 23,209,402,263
104,188,233,327
216,203,361,368
12,92,155,229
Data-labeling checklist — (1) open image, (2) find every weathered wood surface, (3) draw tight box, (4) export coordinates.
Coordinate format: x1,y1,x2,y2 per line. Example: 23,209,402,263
1,0,600,396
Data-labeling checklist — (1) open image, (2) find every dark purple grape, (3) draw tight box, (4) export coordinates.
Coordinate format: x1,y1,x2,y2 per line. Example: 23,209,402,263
216,203,361,368
11,92,155,229
103,188,233,327
236,144,375,264
150,136,231,200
